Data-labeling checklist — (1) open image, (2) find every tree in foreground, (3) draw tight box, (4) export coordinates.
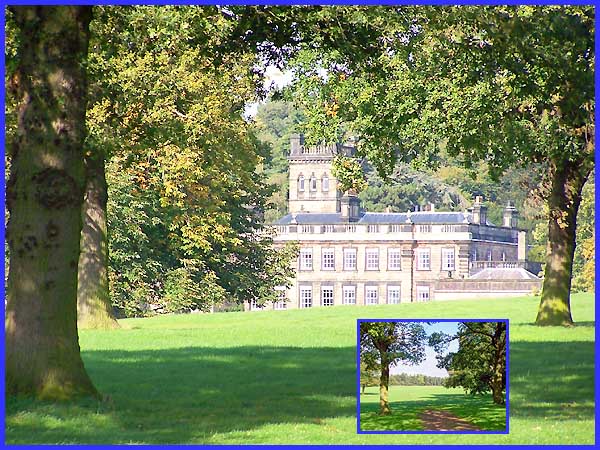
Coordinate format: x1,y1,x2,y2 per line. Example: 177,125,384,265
77,146,118,329
287,6,594,326
84,6,302,316
5,6,98,399
360,321,427,415
430,322,507,405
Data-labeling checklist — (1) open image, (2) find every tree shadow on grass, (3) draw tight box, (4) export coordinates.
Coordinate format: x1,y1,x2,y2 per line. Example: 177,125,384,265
6,339,594,443
510,341,595,420
6,346,356,444
360,392,506,431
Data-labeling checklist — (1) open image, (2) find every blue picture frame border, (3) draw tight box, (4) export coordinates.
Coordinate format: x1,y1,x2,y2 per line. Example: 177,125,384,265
356,318,510,435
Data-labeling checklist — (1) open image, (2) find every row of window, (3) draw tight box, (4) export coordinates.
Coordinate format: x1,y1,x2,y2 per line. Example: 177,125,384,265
280,224,470,234
299,247,457,271
297,284,430,308
249,284,432,310
298,174,329,193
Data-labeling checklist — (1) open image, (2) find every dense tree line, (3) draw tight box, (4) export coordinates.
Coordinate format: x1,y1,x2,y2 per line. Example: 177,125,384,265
389,373,446,386
361,370,446,391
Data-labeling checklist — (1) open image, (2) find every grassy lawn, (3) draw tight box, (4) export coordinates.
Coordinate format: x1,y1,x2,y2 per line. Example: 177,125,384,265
5,293,595,444
360,386,506,431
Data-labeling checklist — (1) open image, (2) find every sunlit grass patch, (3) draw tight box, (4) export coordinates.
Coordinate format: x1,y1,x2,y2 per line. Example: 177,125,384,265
5,292,594,444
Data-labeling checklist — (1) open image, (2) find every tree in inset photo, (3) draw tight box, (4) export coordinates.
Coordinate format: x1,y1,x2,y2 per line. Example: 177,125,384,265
430,322,507,406
360,321,428,415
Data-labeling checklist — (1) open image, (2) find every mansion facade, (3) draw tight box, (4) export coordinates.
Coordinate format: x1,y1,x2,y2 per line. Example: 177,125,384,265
251,135,540,310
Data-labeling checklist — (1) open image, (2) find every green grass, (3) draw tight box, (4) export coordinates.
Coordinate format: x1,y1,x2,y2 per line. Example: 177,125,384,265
360,386,506,431
5,293,595,444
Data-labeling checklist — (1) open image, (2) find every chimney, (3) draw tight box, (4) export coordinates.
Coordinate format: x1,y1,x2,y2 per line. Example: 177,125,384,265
472,195,487,225
518,230,527,260
340,192,361,222
503,201,519,228
290,133,304,155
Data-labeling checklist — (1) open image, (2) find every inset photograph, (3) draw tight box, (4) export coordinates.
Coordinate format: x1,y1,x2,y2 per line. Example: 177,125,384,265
357,319,508,433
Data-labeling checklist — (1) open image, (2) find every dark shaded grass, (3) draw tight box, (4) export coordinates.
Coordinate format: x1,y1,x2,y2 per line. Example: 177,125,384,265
510,341,595,420
5,294,595,444
7,346,356,443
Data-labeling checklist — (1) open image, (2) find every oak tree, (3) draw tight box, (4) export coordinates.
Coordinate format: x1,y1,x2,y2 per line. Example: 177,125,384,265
5,6,98,399
430,322,507,405
360,321,427,415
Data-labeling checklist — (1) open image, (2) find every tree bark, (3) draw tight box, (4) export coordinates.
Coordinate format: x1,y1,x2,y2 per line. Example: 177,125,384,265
379,361,391,415
490,323,506,405
5,6,98,399
77,148,118,329
536,159,591,326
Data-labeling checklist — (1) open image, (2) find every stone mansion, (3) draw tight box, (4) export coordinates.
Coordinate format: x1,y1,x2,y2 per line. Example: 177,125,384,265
250,135,541,310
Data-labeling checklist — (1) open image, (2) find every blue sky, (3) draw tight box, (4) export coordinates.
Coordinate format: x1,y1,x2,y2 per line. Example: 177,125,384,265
390,322,459,377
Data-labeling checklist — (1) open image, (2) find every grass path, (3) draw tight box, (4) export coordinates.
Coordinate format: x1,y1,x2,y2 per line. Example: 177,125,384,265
360,385,505,431
419,409,481,431
5,292,595,444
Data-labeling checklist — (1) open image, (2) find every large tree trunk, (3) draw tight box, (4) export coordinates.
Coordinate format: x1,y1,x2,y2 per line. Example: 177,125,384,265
536,159,591,326
490,322,506,405
77,148,118,329
491,380,505,405
5,6,98,399
379,362,391,415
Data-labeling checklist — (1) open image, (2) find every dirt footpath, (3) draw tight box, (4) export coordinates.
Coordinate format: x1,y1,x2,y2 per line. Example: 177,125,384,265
419,409,481,431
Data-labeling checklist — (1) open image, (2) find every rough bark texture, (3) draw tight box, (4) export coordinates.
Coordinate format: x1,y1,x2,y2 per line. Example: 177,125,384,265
379,361,391,415
77,148,118,329
536,159,591,326
5,6,98,399
490,323,506,405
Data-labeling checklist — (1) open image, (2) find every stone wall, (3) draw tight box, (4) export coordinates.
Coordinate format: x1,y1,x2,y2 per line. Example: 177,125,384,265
434,278,542,301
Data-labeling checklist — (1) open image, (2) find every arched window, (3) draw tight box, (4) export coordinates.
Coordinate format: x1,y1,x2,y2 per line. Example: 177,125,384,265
298,174,305,192
501,251,506,262
309,174,317,191
487,249,493,261
322,174,329,192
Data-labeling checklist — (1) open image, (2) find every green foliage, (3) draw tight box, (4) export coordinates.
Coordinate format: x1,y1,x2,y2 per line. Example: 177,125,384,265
162,267,227,314
430,322,507,400
360,361,378,388
289,5,594,179
572,175,595,292
360,322,427,371
360,163,468,212
388,373,446,386
87,7,298,316
253,100,305,222
331,155,367,193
